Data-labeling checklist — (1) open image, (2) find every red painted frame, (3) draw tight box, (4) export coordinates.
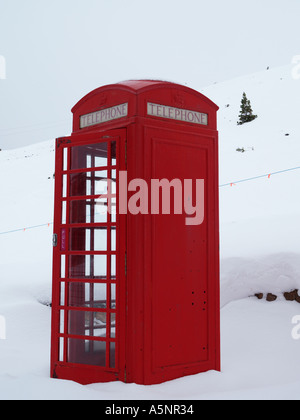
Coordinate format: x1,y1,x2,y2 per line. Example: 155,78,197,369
51,130,126,384
51,80,220,385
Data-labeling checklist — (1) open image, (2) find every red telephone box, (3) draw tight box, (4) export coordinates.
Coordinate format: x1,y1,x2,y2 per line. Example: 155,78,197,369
50,80,220,385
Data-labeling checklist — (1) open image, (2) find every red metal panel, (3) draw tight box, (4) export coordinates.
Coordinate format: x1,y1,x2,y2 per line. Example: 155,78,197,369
125,119,146,384
50,139,64,373
140,121,219,384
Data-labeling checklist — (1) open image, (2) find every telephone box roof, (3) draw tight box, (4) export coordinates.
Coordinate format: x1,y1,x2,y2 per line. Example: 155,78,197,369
72,79,219,113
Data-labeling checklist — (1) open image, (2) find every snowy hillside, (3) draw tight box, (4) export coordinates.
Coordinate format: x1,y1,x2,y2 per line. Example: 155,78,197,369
0,65,300,399
202,65,300,306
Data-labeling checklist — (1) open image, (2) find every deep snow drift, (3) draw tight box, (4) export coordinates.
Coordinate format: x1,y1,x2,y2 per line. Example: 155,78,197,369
0,64,300,399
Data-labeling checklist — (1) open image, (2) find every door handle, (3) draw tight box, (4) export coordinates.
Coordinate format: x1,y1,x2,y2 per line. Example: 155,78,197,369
52,233,58,247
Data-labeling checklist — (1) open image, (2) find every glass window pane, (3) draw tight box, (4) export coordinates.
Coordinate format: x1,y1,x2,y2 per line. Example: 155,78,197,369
69,170,109,198
68,282,107,308
94,228,107,251
110,342,116,369
86,172,92,196
85,229,91,251
61,255,66,278
111,169,116,183
85,255,91,277
68,282,85,307
111,284,116,309
93,283,107,308
111,255,116,279
60,310,65,334
69,228,107,252
59,338,64,362
111,141,116,166
69,199,108,224
110,314,116,339
111,227,116,251
62,201,67,224
86,154,92,168
68,338,106,367
94,198,108,223
69,255,107,279
69,228,86,251
110,196,117,223
63,148,68,171
70,143,108,170
69,199,87,224
94,171,108,196
60,282,65,306
62,174,68,197
68,310,107,337
69,172,88,197
69,255,87,278
94,255,107,277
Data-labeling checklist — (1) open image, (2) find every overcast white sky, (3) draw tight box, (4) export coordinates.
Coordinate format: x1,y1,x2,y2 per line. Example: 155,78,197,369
0,0,300,149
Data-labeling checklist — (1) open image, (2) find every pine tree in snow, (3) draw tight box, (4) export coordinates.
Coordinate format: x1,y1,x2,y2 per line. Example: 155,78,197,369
237,92,258,125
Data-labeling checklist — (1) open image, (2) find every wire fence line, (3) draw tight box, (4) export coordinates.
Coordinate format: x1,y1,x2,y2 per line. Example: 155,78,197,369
219,165,300,187
0,165,300,236
0,222,53,236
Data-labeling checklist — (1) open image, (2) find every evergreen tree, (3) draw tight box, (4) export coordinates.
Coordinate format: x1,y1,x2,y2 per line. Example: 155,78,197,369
237,92,257,125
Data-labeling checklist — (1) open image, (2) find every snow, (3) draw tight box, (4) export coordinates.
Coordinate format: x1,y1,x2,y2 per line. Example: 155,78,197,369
1,65,300,400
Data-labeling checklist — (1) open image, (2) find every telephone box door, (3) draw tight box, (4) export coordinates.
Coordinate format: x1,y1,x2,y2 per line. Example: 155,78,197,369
51,129,126,384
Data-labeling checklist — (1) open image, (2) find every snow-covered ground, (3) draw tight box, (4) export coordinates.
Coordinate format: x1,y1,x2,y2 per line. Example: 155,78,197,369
0,65,300,400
